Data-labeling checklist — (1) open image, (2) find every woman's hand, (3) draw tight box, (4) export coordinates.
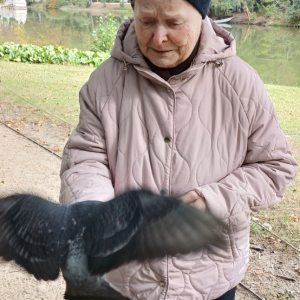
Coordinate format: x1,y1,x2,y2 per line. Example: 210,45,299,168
179,191,207,211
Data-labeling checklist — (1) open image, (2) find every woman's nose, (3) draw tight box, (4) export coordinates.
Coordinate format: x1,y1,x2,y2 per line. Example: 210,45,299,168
152,25,168,46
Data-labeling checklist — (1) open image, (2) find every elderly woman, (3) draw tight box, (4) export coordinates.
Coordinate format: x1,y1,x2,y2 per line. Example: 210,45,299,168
59,0,298,299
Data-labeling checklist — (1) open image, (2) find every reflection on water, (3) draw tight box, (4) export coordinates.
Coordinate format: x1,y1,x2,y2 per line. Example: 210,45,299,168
228,25,300,87
0,9,27,24
0,9,131,51
0,8,300,87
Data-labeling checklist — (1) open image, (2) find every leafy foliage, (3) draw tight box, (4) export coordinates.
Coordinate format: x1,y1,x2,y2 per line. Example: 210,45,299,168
70,0,90,8
91,14,118,53
210,0,300,24
45,0,68,9
287,0,300,24
210,0,256,15
0,42,110,67
256,0,300,24
0,0,5,4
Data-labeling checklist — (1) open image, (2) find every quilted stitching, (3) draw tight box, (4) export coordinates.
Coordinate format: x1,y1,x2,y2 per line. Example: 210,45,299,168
59,18,298,300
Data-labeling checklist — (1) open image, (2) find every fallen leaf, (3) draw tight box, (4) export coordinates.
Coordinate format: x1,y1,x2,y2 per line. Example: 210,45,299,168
289,214,299,222
270,237,281,244
1,181,4,184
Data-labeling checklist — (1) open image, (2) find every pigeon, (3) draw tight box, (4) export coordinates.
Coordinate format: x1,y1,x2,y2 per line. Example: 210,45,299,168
0,190,222,300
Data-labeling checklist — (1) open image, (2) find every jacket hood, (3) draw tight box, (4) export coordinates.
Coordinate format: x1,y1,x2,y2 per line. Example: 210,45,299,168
110,17,236,68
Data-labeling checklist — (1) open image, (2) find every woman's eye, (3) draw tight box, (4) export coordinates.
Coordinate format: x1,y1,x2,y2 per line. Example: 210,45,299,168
141,20,153,25
169,22,182,27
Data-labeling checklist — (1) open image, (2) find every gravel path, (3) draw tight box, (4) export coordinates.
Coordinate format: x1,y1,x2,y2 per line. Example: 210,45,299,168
0,123,254,300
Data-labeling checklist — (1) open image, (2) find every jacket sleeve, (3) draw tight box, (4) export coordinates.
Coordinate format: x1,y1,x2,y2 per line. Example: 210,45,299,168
195,72,298,225
59,71,114,205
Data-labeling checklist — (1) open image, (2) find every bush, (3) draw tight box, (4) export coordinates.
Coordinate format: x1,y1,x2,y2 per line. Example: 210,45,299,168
0,0,5,4
0,42,110,67
256,0,300,24
71,0,89,8
91,14,118,53
287,1,300,24
45,0,68,9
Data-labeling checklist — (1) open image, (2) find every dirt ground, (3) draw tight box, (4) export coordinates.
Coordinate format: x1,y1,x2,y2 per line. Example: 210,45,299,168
230,12,274,26
0,122,299,299
0,123,66,299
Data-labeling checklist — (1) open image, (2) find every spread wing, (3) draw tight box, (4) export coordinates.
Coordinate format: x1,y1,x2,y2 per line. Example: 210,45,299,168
0,194,71,280
84,190,222,276
0,191,223,281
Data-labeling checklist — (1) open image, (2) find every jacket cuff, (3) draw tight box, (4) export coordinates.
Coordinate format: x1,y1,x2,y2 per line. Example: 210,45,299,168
195,186,231,221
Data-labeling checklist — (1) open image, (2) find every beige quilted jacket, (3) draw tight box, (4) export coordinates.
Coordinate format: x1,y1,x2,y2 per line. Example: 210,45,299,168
59,18,298,300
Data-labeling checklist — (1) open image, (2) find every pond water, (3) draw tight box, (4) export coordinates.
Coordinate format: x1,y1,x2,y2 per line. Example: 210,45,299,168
1,8,300,87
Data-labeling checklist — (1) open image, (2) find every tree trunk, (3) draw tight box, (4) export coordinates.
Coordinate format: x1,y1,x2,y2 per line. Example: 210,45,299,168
244,1,251,23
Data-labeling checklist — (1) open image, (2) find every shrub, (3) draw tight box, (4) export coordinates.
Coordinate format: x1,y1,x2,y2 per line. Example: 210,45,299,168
91,14,118,53
45,0,68,9
256,0,300,24
0,0,5,4
0,42,110,67
71,0,89,8
287,1,300,24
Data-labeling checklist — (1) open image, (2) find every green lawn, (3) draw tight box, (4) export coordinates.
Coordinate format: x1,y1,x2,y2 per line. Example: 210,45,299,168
0,60,299,247
0,60,92,125
1,61,299,135
266,84,300,141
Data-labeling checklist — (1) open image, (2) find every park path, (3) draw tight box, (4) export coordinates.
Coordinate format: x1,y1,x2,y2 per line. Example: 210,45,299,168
0,123,253,300
0,123,66,300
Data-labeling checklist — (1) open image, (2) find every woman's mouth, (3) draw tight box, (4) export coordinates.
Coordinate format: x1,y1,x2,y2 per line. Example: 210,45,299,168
151,49,173,54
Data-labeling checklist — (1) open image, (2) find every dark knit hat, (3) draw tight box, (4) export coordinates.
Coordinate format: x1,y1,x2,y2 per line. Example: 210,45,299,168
130,0,211,19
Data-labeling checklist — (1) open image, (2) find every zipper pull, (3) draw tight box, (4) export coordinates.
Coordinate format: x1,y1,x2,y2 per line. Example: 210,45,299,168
123,58,128,71
215,60,224,67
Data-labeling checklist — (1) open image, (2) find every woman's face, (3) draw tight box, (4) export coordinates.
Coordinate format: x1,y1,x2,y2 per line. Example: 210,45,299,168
133,0,202,68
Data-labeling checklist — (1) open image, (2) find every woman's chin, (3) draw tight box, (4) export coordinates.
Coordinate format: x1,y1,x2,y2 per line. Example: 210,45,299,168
147,57,179,69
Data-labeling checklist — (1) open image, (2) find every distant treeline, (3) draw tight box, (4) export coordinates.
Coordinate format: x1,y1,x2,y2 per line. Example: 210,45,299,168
27,0,300,25
210,0,300,24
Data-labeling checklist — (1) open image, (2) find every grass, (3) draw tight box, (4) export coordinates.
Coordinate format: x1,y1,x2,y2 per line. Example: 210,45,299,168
257,84,300,249
0,60,92,125
0,60,299,249
266,84,300,141
112,6,132,11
